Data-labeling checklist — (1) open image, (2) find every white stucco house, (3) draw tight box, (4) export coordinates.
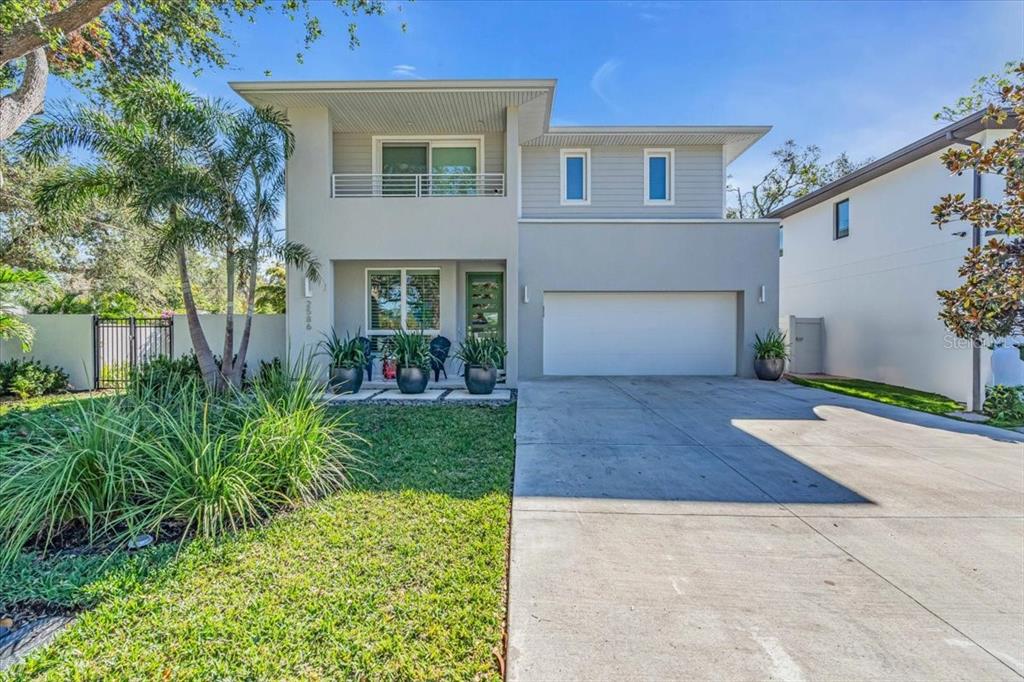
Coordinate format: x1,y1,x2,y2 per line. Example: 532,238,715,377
229,78,780,386
769,111,1014,410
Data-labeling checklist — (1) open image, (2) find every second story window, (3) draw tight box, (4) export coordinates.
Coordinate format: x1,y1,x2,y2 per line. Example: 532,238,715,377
834,199,850,239
644,149,674,205
560,149,590,205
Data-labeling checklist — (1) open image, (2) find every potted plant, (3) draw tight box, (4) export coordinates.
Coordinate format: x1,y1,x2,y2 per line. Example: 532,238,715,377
456,335,507,394
384,329,432,394
318,328,365,394
753,329,788,381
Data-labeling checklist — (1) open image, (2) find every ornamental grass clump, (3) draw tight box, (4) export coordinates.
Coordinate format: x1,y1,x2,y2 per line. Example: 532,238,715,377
0,363,361,567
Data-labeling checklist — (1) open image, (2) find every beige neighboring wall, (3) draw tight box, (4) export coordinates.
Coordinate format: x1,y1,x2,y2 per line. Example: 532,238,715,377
0,314,95,390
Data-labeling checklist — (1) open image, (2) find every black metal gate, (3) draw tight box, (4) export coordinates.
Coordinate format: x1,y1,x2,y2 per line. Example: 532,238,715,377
94,316,174,389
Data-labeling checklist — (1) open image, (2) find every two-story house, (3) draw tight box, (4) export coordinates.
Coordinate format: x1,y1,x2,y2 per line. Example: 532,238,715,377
769,111,1014,410
230,78,779,385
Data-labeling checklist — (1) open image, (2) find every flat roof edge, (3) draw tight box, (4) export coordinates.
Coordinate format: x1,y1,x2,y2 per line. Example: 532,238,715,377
229,78,557,93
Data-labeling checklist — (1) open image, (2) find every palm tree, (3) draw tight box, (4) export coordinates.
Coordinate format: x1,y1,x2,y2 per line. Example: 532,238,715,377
0,265,49,351
20,78,318,391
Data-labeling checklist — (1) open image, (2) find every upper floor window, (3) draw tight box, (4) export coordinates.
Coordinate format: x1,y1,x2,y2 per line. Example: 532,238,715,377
834,199,850,239
644,149,674,205
560,149,590,205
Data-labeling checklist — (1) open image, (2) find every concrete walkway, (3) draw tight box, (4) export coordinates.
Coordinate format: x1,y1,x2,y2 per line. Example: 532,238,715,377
507,376,1024,681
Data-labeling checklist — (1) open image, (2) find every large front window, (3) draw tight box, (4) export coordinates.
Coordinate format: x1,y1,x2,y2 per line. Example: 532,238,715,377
377,138,480,196
367,268,441,345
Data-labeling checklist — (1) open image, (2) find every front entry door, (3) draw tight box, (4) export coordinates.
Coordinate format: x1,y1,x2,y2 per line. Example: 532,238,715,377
466,272,504,341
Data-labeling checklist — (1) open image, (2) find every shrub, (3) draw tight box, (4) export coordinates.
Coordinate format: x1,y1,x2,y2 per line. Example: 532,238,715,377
455,335,507,369
0,365,361,566
383,329,432,369
317,329,365,369
0,359,70,398
127,354,201,396
983,385,1024,423
753,329,789,360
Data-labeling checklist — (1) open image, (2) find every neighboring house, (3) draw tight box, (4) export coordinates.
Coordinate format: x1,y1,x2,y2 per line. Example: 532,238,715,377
230,78,779,385
769,111,1013,410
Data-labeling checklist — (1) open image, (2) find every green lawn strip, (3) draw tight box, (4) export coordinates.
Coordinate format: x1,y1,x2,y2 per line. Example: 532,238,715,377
4,404,515,681
786,375,962,415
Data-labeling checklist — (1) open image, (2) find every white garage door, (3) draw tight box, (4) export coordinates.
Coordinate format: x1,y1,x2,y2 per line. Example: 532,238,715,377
543,292,737,376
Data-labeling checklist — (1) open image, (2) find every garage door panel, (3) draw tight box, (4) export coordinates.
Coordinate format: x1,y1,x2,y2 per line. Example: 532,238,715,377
543,292,737,376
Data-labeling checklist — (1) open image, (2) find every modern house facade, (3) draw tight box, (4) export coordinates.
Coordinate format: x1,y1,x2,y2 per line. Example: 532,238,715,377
231,79,780,385
770,111,1013,410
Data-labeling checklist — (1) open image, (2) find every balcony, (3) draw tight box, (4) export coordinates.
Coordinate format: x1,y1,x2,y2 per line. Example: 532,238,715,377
332,173,506,198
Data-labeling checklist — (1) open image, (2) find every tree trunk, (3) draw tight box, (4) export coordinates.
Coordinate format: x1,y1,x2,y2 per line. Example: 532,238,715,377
0,49,48,142
177,245,221,390
221,246,236,383
232,230,262,388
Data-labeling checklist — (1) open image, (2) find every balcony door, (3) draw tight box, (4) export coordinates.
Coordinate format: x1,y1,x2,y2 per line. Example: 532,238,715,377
376,137,482,196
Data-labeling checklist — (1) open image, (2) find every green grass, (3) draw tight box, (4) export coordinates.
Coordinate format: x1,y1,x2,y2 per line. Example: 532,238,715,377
786,375,964,416
2,403,516,681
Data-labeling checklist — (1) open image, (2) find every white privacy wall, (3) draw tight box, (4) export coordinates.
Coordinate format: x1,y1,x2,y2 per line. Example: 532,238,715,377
779,146,996,408
0,314,286,391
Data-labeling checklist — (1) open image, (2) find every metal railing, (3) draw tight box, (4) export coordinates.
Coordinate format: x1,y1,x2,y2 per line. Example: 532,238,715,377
332,173,505,198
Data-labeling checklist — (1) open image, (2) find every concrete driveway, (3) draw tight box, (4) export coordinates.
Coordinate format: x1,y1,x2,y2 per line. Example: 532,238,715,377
507,376,1024,681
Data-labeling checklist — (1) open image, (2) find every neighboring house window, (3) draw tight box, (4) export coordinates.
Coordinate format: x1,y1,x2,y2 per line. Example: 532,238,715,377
644,148,674,205
367,268,441,347
834,199,850,239
560,149,590,205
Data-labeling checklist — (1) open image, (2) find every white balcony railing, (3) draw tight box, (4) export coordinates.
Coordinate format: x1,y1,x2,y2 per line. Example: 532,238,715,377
332,173,505,198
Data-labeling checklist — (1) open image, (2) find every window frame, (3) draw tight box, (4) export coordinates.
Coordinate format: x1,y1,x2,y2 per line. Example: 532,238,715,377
643,148,675,206
834,199,850,240
372,136,484,176
365,267,442,338
560,148,591,206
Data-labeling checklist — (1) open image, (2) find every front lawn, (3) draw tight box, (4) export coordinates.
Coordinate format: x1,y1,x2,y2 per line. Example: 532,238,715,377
786,375,962,415
2,403,516,680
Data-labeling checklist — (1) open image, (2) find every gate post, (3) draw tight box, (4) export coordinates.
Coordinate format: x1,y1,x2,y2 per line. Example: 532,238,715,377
92,315,100,390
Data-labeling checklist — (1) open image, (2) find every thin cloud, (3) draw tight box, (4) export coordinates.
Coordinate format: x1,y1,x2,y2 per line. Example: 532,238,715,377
590,58,622,110
391,64,424,80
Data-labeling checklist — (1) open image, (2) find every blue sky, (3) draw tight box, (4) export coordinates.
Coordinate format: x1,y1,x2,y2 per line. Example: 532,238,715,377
48,0,1024,193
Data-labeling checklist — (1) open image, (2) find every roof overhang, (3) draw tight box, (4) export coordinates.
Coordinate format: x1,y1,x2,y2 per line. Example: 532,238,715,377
522,125,772,164
229,79,556,139
768,110,1016,219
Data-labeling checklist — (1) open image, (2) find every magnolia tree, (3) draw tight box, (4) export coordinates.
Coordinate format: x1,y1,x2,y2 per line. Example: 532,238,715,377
932,63,1024,343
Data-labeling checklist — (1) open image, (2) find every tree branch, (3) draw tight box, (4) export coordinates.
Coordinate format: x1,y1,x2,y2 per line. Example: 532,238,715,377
1,0,114,65
0,48,48,141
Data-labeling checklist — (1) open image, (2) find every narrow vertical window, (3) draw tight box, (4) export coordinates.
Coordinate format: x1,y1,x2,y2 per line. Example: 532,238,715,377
834,199,850,239
560,149,590,205
644,149,674,205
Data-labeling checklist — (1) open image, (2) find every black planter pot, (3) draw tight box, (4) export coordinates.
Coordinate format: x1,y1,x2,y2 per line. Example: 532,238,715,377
465,365,498,394
754,357,786,381
329,366,363,394
396,366,429,394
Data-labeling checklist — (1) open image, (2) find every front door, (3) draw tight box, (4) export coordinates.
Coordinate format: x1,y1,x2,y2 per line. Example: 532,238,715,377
466,272,504,341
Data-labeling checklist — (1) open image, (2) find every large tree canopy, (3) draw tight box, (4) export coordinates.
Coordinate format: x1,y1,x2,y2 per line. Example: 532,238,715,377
933,62,1024,341
1,0,395,140
727,140,869,219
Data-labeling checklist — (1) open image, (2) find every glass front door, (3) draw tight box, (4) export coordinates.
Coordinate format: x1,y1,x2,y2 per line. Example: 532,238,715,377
466,272,504,341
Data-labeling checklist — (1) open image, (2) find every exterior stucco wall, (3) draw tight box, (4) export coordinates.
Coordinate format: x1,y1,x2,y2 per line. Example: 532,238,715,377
779,147,999,406
521,145,724,219
517,221,780,378
286,105,521,383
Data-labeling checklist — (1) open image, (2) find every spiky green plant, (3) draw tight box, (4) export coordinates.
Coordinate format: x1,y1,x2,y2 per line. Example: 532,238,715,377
455,335,507,369
753,329,789,360
383,329,432,369
317,328,365,369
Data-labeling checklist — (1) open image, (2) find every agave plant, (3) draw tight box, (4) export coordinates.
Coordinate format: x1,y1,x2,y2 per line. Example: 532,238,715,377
753,329,789,360
317,328,365,369
383,329,432,369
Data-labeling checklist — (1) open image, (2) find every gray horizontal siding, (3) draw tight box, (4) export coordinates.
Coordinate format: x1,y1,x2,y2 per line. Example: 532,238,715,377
332,132,505,175
521,145,724,219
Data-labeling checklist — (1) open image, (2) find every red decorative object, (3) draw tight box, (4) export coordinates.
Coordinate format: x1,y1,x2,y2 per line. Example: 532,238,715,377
382,358,396,379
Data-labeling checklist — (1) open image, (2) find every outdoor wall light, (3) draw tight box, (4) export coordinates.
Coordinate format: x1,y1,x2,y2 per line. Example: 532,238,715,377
522,285,529,303
304,277,312,298
758,285,766,304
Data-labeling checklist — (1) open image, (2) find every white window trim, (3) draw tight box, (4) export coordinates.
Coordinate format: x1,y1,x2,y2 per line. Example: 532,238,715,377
643,148,674,206
365,267,442,337
371,135,484,176
560,148,591,206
